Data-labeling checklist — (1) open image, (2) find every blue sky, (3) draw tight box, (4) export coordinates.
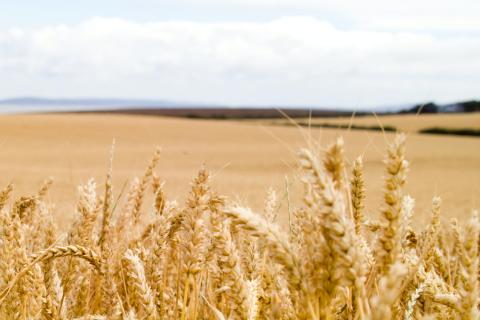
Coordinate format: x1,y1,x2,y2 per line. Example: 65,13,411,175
0,0,479,108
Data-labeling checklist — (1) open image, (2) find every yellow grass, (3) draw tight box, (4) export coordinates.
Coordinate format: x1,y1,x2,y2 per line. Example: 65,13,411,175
0,113,478,226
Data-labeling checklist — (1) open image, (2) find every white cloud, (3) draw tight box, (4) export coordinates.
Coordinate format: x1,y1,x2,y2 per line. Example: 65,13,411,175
0,16,479,107
179,0,480,30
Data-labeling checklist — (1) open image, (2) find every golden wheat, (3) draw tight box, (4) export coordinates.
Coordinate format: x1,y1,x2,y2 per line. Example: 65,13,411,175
0,134,478,319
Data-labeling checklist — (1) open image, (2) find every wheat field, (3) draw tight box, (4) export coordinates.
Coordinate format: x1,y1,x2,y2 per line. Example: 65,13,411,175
0,113,479,319
0,113,478,225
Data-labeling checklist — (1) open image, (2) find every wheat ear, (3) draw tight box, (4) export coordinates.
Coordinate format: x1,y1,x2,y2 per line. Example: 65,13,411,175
0,182,13,210
223,207,304,294
0,245,100,305
377,134,408,275
350,156,365,235
122,249,157,319
323,137,346,189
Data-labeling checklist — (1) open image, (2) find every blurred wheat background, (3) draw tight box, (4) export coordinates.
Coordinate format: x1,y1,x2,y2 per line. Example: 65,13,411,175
0,113,478,228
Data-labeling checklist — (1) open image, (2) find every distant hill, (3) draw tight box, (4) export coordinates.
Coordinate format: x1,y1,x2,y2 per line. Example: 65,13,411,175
0,97,199,107
0,97,359,118
84,107,360,119
401,100,480,114
1,97,478,119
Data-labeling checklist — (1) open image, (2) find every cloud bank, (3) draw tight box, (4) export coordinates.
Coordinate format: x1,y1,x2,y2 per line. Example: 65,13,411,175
1,16,479,107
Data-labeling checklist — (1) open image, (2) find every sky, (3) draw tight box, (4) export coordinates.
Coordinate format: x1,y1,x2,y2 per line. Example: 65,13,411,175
0,0,479,108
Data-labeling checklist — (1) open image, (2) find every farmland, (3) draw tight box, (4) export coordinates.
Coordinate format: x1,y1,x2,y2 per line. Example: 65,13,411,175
0,113,478,226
